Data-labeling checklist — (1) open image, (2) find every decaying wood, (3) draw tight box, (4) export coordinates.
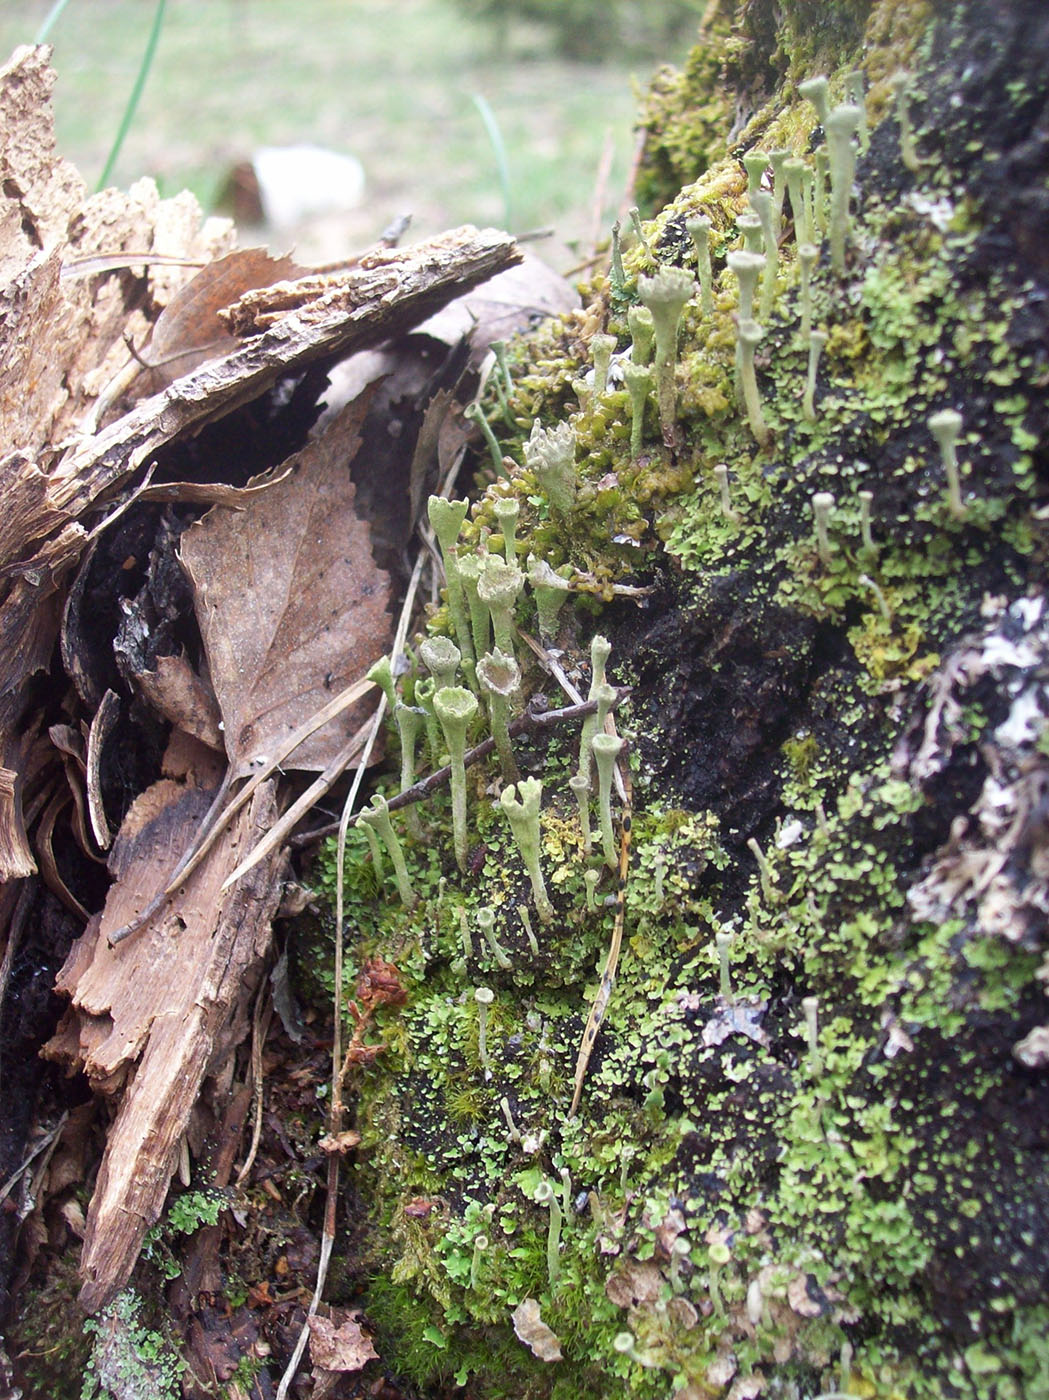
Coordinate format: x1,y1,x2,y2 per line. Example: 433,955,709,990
0,45,518,882
0,42,526,1330
43,223,518,528
44,768,284,1312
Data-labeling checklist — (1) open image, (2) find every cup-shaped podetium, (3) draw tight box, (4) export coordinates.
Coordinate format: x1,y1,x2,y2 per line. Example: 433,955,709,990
434,685,479,871
499,776,554,923
476,648,521,783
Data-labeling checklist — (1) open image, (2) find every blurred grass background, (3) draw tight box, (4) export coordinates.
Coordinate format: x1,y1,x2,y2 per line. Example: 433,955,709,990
2,0,701,265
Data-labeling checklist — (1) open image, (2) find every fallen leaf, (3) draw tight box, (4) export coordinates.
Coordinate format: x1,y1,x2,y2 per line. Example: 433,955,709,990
139,248,303,393
415,251,578,358
85,688,119,848
179,393,393,777
133,652,224,750
308,1311,378,1371
605,1259,663,1310
0,765,34,878
511,1298,562,1362
701,996,770,1048
318,1130,362,1155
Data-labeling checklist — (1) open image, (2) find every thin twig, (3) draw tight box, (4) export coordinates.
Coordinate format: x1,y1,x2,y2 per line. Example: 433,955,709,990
108,675,376,943
274,547,425,1400
234,982,272,1188
586,126,617,270
0,1112,69,1204
288,688,631,849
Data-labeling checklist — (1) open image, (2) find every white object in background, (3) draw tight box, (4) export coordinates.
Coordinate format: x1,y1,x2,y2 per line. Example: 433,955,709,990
251,145,366,229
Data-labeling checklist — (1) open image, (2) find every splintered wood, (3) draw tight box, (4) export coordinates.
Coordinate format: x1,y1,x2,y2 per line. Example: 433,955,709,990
44,769,283,1311
0,41,521,1314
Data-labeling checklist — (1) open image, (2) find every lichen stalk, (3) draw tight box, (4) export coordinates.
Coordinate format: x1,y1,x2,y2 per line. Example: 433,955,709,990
685,215,714,316
433,685,479,872
890,70,919,172
738,318,770,448
584,867,599,911
749,190,778,319
637,264,697,447
590,332,616,399
456,552,489,665
799,73,830,126
858,489,876,552
477,905,511,969
714,463,740,523
737,210,763,253
427,496,474,663
769,148,790,240
743,150,767,195
784,157,810,245
727,249,765,324
928,408,967,519
419,635,461,692
492,495,519,568
473,986,494,1076
825,104,862,275
476,647,521,783
517,903,538,954
360,794,416,908
499,777,554,923
526,555,572,641
803,328,828,421
797,242,818,343
534,1179,562,1289
469,1233,489,1290
393,703,424,838
592,732,625,869
814,147,829,233
858,572,892,621
623,360,653,461
523,419,577,513
577,634,612,785
476,555,523,657
811,491,836,567
627,303,655,364
715,930,735,1002
846,69,869,152
465,402,508,479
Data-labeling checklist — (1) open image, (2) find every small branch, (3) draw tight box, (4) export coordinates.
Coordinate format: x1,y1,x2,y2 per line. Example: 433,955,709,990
289,686,632,849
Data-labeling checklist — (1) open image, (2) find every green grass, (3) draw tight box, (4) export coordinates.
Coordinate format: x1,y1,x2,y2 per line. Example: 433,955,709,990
1,0,681,263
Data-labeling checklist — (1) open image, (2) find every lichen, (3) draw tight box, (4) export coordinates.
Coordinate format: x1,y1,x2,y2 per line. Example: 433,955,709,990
301,2,1049,1395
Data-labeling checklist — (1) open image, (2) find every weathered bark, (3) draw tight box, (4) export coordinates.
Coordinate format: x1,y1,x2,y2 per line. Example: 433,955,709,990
44,772,284,1312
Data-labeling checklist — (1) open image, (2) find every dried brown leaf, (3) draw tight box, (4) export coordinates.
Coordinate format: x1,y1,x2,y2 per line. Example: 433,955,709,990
415,249,577,357
0,765,34,878
85,688,119,848
133,652,224,750
511,1298,562,1363
308,1311,378,1371
179,395,392,777
138,247,303,393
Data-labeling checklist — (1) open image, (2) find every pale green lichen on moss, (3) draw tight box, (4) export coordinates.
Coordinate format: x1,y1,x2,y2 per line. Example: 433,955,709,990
298,3,1049,1396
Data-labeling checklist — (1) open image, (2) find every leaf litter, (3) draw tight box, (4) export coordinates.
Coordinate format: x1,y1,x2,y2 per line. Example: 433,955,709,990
0,41,578,1391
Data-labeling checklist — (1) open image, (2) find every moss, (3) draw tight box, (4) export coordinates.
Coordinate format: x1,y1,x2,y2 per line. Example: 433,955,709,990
7,1248,93,1400
305,1,1049,1395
